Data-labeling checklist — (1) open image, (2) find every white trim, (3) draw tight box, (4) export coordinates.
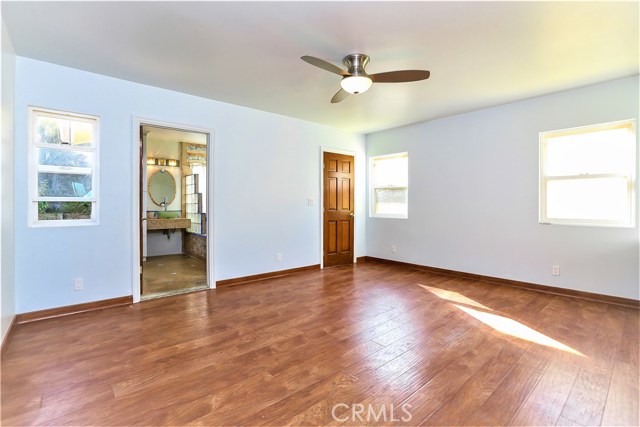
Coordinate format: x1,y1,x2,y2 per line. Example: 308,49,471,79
28,106,100,228
131,117,215,304
319,146,358,269
36,165,92,175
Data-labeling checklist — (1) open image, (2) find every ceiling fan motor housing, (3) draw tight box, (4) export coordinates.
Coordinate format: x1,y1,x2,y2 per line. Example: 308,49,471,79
343,53,370,76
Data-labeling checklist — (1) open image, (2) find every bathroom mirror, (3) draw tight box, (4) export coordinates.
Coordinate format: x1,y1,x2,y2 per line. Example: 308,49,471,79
149,169,176,207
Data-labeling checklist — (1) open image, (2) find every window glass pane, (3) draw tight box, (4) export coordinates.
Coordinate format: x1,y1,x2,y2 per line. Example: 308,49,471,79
193,165,207,214
35,116,94,146
545,127,633,176
71,122,94,146
37,202,92,220
38,148,92,168
373,156,408,187
374,188,407,215
187,213,203,234
38,173,92,197
546,177,629,221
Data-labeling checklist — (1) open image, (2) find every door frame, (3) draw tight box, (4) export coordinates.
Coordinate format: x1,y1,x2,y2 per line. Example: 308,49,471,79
131,116,215,303
319,146,358,269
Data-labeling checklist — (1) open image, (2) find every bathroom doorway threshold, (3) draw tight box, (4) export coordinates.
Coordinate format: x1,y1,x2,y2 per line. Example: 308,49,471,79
141,284,209,301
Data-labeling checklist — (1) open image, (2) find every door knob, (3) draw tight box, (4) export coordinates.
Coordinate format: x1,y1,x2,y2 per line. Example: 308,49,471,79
349,212,354,218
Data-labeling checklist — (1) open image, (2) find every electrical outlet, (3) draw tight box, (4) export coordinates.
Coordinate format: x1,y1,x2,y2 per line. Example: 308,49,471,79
552,265,560,276
307,197,315,206
276,253,282,262
73,278,83,291
391,244,397,253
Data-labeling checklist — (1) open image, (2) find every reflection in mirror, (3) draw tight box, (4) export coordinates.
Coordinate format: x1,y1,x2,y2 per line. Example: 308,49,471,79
149,169,176,207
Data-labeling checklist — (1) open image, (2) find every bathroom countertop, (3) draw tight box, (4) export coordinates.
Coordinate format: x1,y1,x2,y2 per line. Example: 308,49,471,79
147,218,191,230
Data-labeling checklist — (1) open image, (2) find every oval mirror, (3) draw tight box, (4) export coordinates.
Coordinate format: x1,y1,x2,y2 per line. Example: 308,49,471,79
149,169,176,207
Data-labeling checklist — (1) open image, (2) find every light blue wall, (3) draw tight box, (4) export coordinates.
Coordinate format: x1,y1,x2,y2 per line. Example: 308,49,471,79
1,21,16,341
14,57,365,313
366,76,640,300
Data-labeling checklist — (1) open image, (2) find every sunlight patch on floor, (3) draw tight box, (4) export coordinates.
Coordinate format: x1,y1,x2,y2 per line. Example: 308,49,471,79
419,284,491,310
454,304,584,357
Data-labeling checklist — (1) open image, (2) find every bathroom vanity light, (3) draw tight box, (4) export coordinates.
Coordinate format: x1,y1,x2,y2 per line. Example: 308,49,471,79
147,157,180,167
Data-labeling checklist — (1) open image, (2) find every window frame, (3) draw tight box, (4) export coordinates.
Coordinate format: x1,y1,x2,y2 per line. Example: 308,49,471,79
369,151,409,219
538,119,636,228
28,106,100,227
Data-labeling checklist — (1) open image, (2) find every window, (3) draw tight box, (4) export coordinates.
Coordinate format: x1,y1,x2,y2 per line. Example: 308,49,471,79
185,169,206,235
539,120,636,227
191,164,207,215
29,107,99,226
370,152,408,218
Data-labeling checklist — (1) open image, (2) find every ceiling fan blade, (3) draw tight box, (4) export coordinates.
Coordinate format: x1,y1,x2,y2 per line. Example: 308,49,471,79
370,70,430,83
301,55,349,76
331,88,349,103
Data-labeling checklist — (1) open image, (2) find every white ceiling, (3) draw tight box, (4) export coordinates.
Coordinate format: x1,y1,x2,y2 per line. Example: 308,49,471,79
2,1,638,134
143,125,207,146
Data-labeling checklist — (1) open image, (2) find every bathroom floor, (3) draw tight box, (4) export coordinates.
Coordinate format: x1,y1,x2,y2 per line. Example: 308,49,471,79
142,254,207,299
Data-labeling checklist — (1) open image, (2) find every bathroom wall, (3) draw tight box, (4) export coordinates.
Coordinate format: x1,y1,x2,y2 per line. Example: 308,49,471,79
147,230,182,257
146,138,182,212
184,234,206,260
146,136,183,257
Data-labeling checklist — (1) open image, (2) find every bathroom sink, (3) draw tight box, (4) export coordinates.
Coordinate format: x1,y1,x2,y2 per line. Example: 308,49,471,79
158,211,180,219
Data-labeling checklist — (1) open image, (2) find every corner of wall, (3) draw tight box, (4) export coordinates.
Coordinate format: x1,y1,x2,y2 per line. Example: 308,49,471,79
1,19,17,343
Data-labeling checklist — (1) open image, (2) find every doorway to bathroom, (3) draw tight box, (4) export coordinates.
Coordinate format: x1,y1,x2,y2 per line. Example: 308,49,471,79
139,123,211,300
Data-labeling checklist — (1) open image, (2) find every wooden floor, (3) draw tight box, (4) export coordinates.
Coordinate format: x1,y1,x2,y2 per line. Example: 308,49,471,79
142,254,207,297
2,261,638,426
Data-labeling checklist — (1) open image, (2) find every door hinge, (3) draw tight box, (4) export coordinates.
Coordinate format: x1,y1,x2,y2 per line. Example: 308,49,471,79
139,265,143,275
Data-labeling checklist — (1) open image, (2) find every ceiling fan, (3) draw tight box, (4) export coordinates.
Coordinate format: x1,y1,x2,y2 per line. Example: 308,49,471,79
301,53,430,103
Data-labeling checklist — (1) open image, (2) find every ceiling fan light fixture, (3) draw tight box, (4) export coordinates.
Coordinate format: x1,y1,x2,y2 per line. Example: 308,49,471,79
340,75,372,94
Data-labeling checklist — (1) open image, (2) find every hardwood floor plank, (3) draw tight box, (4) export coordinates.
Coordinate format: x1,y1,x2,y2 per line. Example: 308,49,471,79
463,347,550,426
509,358,581,426
556,416,585,426
421,342,526,425
402,338,504,426
560,364,612,426
601,361,640,426
616,308,640,367
559,303,627,426
328,327,490,426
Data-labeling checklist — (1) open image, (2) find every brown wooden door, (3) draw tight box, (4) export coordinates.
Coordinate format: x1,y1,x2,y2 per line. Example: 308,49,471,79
323,152,355,267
